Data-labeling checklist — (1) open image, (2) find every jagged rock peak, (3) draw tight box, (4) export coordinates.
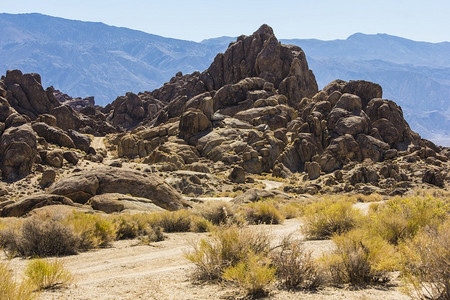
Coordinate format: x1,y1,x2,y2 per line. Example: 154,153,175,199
202,24,318,95
137,25,319,127
253,24,274,40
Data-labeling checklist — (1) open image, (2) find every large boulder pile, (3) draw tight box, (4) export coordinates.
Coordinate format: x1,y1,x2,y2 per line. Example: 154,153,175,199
0,24,448,206
108,25,448,194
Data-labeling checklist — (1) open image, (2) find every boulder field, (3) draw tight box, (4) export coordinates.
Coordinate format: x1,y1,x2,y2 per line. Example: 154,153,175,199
0,25,448,216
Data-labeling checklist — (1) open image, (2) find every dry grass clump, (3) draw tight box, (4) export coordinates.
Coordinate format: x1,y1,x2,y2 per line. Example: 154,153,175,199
150,210,213,233
194,201,235,225
185,226,271,281
322,229,397,287
138,226,166,244
187,226,328,297
0,216,79,257
413,188,450,200
113,210,214,241
113,214,145,239
354,193,384,203
255,173,286,182
302,198,363,239
0,261,37,300
25,259,73,291
150,210,193,233
367,196,449,245
63,212,116,250
271,236,324,289
189,215,213,233
223,252,276,297
279,202,305,219
241,201,285,225
399,219,450,300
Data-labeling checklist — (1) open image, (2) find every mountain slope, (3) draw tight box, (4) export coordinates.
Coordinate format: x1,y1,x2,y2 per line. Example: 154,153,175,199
0,13,218,105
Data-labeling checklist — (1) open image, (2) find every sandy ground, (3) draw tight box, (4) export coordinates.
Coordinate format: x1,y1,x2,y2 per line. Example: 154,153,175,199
4,218,408,300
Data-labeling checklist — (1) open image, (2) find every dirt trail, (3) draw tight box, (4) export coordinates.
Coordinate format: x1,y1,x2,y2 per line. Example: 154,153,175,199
91,136,106,152
33,220,303,299
6,218,407,299
257,179,284,190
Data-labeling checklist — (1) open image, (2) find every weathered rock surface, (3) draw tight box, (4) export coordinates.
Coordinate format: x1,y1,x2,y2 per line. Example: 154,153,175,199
32,122,75,149
3,70,60,119
1,194,75,217
88,193,166,213
0,123,37,180
48,168,185,210
39,169,57,187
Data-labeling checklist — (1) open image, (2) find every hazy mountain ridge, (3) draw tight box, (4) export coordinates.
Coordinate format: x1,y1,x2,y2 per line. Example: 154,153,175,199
1,13,449,145
0,13,218,104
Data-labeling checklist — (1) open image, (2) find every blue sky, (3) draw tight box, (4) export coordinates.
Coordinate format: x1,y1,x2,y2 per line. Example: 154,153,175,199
1,0,449,42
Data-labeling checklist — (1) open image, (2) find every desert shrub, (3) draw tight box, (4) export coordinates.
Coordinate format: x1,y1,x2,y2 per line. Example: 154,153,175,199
241,201,285,224
271,237,323,289
194,201,235,225
63,212,116,249
354,193,383,203
186,226,271,280
323,229,397,286
303,199,363,239
399,220,450,300
138,226,166,244
368,196,449,244
280,202,304,219
189,215,213,233
223,252,276,297
1,216,79,257
151,210,193,233
25,259,73,290
113,214,141,239
0,261,37,299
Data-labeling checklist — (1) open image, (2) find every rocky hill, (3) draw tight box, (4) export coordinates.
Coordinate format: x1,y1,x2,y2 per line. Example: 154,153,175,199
0,25,448,218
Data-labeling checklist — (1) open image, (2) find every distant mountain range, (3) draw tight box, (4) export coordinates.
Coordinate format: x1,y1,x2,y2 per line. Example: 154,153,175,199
0,13,449,146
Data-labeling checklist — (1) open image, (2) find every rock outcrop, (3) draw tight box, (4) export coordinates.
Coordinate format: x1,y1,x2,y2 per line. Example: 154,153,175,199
0,123,37,180
1,194,76,217
48,167,186,210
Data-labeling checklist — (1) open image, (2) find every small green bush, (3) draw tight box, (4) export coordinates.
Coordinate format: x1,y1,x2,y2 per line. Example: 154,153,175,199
271,237,323,289
323,229,397,286
368,196,449,244
25,259,73,290
303,199,363,239
241,201,285,224
223,252,275,297
400,219,450,300
0,261,37,299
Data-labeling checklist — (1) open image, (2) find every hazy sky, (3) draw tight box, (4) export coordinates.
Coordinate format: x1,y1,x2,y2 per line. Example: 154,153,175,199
1,0,449,42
